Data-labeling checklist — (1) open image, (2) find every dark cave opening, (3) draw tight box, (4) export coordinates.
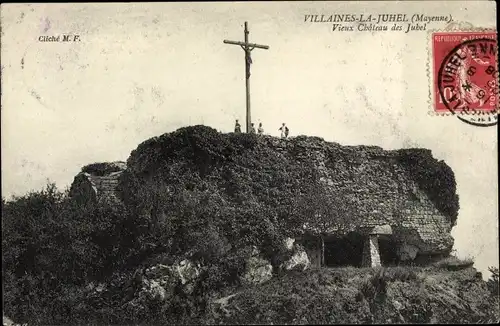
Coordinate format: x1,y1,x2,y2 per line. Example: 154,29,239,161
377,235,400,266
324,232,365,267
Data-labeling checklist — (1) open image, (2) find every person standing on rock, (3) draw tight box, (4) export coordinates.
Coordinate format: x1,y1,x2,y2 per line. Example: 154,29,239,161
250,123,256,134
234,119,241,133
279,123,289,139
258,122,264,135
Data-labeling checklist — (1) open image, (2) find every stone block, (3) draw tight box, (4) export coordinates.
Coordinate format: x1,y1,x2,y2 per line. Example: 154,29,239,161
241,247,273,285
370,224,392,235
397,243,419,261
281,245,311,271
284,237,295,251
362,235,381,267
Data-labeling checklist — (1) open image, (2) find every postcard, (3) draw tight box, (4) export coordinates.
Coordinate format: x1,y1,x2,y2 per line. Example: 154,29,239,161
1,1,498,325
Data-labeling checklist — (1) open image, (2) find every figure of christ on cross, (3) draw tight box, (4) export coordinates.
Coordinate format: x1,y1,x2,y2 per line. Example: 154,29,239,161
224,22,269,133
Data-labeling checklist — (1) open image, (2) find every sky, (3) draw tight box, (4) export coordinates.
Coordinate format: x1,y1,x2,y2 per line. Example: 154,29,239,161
1,1,498,277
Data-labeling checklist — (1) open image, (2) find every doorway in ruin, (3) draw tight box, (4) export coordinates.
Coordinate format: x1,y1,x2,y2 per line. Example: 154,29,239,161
377,235,400,266
323,232,365,267
299,235,323,268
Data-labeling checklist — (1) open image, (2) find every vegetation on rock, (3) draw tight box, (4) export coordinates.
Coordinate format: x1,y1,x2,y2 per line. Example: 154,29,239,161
2,126,495,325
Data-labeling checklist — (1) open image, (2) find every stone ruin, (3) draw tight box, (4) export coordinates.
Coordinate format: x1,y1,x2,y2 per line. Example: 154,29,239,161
268,136,458,268
69,131,459,269
69,161,126,206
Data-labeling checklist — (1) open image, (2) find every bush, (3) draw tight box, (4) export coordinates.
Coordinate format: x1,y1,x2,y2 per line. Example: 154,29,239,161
360,267,418,302
1,182,144,324
487,267,499,297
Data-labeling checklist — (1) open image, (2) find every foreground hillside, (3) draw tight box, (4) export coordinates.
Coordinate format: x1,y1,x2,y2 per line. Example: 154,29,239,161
206,266,499,324
2,126,498,325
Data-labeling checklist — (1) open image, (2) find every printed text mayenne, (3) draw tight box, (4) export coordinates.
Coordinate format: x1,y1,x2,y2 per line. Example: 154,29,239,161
304,13,452,24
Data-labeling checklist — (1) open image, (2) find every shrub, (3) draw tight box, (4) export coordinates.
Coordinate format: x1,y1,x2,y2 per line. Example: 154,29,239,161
487,266,499,297
2,182,143,324
360,267,417,302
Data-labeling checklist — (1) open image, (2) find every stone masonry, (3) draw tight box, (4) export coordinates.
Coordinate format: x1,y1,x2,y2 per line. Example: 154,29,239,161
269,135,457,260
362,235,382,268
69,161,126,205
69,127,459,267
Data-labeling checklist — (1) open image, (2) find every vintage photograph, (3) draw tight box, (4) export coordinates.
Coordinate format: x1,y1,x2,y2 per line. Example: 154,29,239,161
1,1,498,325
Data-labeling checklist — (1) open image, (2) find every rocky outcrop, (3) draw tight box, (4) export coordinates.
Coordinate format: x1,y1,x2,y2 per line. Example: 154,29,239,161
284,237,296,250
175,259,202,294
127,127,458,257
70,126,459,261
397,244,420,261
3,316,15,326
281,243,311,271
241,247,273,285
118,258,203,316
143,260,202,295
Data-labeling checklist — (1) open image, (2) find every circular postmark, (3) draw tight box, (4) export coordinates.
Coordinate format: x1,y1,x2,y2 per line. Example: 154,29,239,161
437,37,498,127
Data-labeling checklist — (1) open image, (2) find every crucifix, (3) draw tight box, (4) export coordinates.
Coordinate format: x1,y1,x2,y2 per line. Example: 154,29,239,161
224,22,269,133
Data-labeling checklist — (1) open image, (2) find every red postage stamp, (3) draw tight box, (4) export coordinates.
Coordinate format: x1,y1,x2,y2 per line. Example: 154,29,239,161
431,31,498,116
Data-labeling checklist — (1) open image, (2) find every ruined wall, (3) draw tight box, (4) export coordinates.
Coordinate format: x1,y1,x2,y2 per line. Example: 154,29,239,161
69,162,126,205
263,136,457,256
77,126,458,259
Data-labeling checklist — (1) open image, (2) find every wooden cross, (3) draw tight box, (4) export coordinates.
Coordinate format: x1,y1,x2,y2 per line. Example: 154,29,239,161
224,22,269,133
